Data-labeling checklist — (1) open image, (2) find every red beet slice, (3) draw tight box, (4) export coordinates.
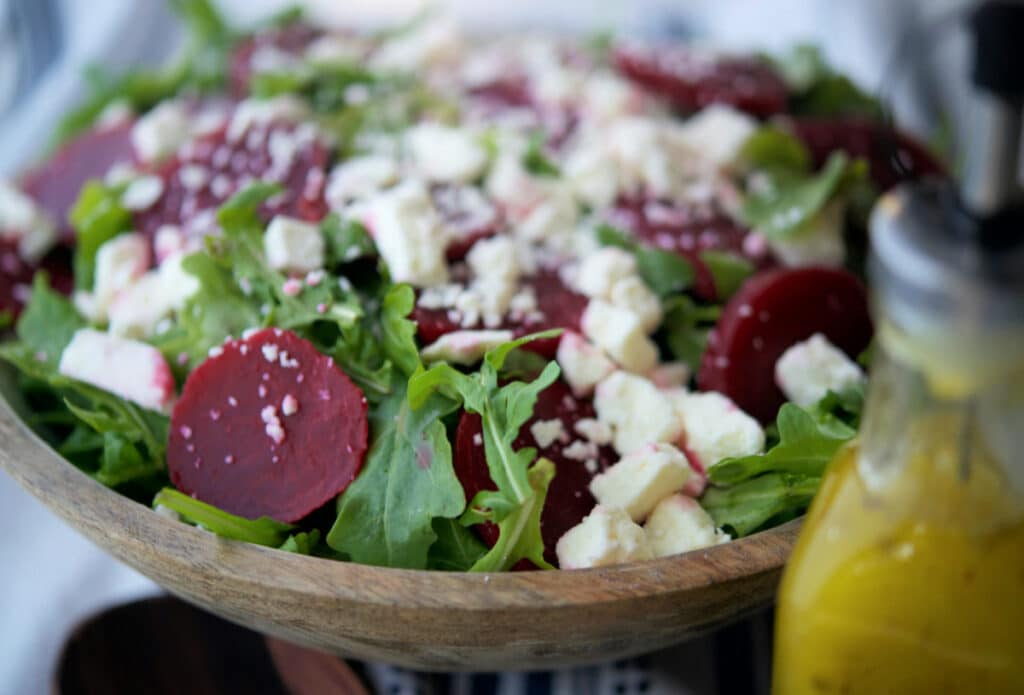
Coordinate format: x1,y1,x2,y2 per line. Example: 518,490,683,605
608,196,775,301
20,121,136,244
167,328,368,523
790,117,946,191
697,267,872,424
454,379,617,566
134,119,330,244
229,24,323,97
0,242,73,316
613,44,789,118
412,269,588,358
432,185,503,260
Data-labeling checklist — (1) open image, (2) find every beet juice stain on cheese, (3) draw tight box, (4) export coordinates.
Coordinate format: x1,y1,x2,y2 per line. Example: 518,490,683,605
773,3,1024,691
0,0,947,573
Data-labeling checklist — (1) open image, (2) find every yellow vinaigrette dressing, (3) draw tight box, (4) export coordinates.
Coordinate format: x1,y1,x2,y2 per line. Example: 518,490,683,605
774,352,1024,694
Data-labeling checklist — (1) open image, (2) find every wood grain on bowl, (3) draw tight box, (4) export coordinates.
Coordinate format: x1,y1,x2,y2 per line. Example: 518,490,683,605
0,369,798,671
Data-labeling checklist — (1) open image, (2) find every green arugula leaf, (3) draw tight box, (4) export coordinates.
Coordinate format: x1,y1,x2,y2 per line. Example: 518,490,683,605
153,488,312,550
69,181,133,290
94,432,163,488
765,44,884,120
322,214,377,266
251,62,377,112
427,518,488,571
741,126,812,174
279,530,321,555
659,295,721,373
701,472,822,537
326,380,463,568
698,251,755,301
741,152,867,240
522,132,560,177
15,274,85,366
408,332,562,571
708,403,855,486
595,224,694,297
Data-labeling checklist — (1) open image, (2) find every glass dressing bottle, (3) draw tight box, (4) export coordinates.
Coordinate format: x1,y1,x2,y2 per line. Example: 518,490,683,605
773,2,1024,692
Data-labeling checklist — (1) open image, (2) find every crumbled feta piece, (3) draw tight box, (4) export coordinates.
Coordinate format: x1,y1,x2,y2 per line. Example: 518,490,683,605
564,144,619,209
581,72,643,123
420,330,513,366
75,233,150,323
0,180,57,263
768,199,847,268
594,372,685,455
644,494,730,558
325,155,399,208
775,333,865,408
358,181,449,287
58,329,175,412
573,247,637,299
153,225,185,264
574,418,612,446
606,117,676,198
466,235,519,285
608,276,662,334
530,418,567,449
556,332,615,397
674,391,765,470
264,216,325,274
107,252,198,338
226,96,310,143
516,187,578,245
675,105,757,168
581,300,659,374
405,123,487,184
555,505,652,569
120,175,164,211
132,100,192,162
590,442,692,522
370,16,463,72
485,153,548,220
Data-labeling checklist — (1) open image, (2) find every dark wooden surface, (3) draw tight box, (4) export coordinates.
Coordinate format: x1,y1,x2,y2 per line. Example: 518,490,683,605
54,596,368,695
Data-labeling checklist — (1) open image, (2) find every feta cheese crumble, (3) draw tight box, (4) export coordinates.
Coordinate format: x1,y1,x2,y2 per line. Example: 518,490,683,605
775,333,865,408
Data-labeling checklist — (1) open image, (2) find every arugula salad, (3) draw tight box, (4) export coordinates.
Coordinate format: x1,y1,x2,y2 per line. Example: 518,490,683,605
0,2,943,571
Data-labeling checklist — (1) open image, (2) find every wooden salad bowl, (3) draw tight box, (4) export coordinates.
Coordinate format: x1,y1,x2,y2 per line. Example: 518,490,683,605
0,370,798,671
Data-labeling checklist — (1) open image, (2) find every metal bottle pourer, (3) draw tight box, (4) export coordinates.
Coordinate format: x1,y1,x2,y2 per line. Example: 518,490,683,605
868,0,1024,480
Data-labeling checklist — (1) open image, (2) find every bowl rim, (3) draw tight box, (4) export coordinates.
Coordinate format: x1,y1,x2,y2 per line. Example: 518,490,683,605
0,385,800,612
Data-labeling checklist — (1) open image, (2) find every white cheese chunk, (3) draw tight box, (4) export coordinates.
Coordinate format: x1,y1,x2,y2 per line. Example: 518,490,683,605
516,187,578,245
768,199,847,268
420,330,513,366
676,105,757,168
564,144,620,209
608,276,662,334
358,181,449,287
644,494,730,558
573,247,637,299
594,372,685,456
530,418,567,449
0,180,58,263
555,505,653,569
581,72,642,123
590,443,692,522
775,333,865,408
264,216,325,274
132,101,192,163
556,332,616,397
58,329,175,412
650,362,691,390
581,300,659,374
76,233,151,323
674,391,765,470
226,96,310,143
325,155,399,208
107,252,198,338
405,123,487,184
120,175,164,212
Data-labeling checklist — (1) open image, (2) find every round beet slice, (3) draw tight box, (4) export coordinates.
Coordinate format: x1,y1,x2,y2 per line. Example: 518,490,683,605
134,118,330,244
790,117,946,191
20,121,136,244
608,196,776,301
454,379,617,567
413,269,588,358
698,267,872,424
613,44,789,118
229,23,323,97
168,328,368,523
